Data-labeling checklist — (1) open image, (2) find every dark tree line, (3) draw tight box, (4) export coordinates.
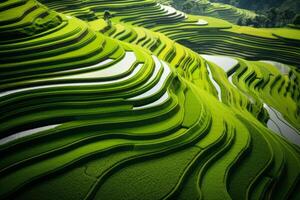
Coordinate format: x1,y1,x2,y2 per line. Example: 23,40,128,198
212,0,300,27
237,8,299,27
294,14,300,25
211,0,299,12
161,0,300,27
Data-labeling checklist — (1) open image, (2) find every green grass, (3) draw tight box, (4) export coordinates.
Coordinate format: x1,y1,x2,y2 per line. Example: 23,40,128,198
0,0,299,200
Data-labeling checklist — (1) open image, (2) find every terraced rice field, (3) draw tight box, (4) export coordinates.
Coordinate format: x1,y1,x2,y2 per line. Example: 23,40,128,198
0,0,299,200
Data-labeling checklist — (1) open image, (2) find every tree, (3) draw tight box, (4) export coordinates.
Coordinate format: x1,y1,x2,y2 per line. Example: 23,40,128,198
237,17,244,26
245,18,252,26
182,0,194,13
265,18,271,27
266,8,278,27
293,14,300,25
103,10,112,27
254,15,268,27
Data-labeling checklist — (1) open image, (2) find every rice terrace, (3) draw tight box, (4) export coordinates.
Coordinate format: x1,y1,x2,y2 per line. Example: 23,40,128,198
0,0,300,199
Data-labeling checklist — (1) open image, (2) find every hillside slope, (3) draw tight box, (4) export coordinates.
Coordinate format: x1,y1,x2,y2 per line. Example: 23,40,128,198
0,1,300,200
41,0,300,65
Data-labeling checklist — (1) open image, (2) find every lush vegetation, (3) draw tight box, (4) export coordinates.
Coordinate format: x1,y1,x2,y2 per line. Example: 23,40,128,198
158,0,259,24
0,0,299,200
212,0,300,13
237,7,297,27
159,0,299,27
213,0,300,27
